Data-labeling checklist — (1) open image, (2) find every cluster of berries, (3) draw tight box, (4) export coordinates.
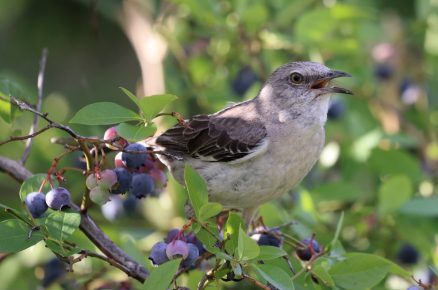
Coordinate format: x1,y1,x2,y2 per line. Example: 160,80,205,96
88,127,168,206
149,228,205,269
25,187,71,218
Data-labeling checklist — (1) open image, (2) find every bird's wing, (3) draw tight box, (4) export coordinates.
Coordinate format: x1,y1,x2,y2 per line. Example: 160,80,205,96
155,114,268,162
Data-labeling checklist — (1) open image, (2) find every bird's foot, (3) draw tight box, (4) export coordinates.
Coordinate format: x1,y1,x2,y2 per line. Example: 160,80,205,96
156,111,193,129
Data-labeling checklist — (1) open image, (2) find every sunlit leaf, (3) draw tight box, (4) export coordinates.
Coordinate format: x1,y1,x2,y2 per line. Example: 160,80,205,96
69,102,141,125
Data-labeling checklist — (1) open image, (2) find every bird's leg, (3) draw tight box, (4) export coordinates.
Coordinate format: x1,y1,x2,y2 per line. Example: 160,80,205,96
242,207,259,231
155,111,192,129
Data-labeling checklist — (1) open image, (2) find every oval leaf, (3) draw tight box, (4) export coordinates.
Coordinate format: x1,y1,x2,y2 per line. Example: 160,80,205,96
378,175,412,215
252,264,295,290
138,94,178,121
69,102,141,125
237,227,260,260
255,246,287,260
45,211,81,242
0,219,44,253
119,87,140,106
400,196,438,216
184,165,208,219
116,122,156,142
142,259,181,290
199,202,223,221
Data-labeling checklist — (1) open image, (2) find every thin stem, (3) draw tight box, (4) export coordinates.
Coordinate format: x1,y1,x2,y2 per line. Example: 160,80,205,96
0,124,53,146
20,48,48,165
242,274,270,290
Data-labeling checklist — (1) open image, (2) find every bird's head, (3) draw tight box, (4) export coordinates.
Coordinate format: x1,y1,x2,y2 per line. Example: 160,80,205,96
258,62,352,120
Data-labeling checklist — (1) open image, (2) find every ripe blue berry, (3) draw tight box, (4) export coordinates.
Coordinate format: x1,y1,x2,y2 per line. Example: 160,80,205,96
122,143,148,169
327,99,346,120
25,192,48,218
398,244,419,265
181,243,200,268
296,238,321,261
46,187,71,210
42,258,66,287
130,173,155,198
254,233,283,247
123,195,138,212
111,168,132,194
149,241,169,266
166,240,189,259
164,229,180,243
407,286,421,290
232,66,258,96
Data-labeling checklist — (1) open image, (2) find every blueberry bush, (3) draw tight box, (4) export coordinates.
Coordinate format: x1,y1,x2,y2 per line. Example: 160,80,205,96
0,1,437,290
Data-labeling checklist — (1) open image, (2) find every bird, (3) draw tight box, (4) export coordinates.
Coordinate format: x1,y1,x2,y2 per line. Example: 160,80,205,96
147,61,352,223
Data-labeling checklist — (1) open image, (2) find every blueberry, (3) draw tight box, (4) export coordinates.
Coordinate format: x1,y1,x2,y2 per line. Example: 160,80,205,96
45,187,71,210
42,258,65,287
89,186,110,205
85,174,98,190
166,240,189,259
327,99,346,120
104,126,128,150
111,168,132,194
255,233,283,247
149,241,169,266
164,229,180,243
130,173,155,198
101,196,124,221
122,195,138,212
122,143,148,169
96,169,118,189
398,244,419,265
296,238,321,261
185,232,206,254
374,63,393,81
25,192,48,218
181,243,200,268
232,66,258,96
406,286,421,290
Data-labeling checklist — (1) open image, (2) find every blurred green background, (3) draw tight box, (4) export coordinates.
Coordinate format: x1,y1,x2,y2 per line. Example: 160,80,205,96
0,0,438,289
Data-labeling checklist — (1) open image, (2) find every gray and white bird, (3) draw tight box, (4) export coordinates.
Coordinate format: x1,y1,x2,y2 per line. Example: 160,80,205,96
148,62,352,222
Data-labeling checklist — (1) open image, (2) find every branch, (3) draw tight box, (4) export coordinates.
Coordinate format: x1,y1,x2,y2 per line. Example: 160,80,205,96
0,156,149,282
20,48,48,165
0,124,53,146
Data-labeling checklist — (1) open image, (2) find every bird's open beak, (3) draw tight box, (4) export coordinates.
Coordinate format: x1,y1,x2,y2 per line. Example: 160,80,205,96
311,70,353,95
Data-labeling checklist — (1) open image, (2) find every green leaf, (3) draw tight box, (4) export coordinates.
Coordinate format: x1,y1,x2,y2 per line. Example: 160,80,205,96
69,102,141,125
237,227,260,260
0,219,44,252
312,260,335,287
19,173,58,201
0,96,11,123
45,211,81,242
329,253,410,290
199,202,222,221
119,87,140,106
116,122,156,142
195,221,220,254
184,165,208,219
137,94,178,121
400,196,438,216
45,239,81,256
369,148,422,181
224,212,243,254
0,203,29,223
252,264,294,290
255,246,287,260
142,259,181,290
378,175,412,215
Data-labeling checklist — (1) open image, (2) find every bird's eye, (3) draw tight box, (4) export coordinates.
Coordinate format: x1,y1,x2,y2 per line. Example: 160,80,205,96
289,72,304,84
